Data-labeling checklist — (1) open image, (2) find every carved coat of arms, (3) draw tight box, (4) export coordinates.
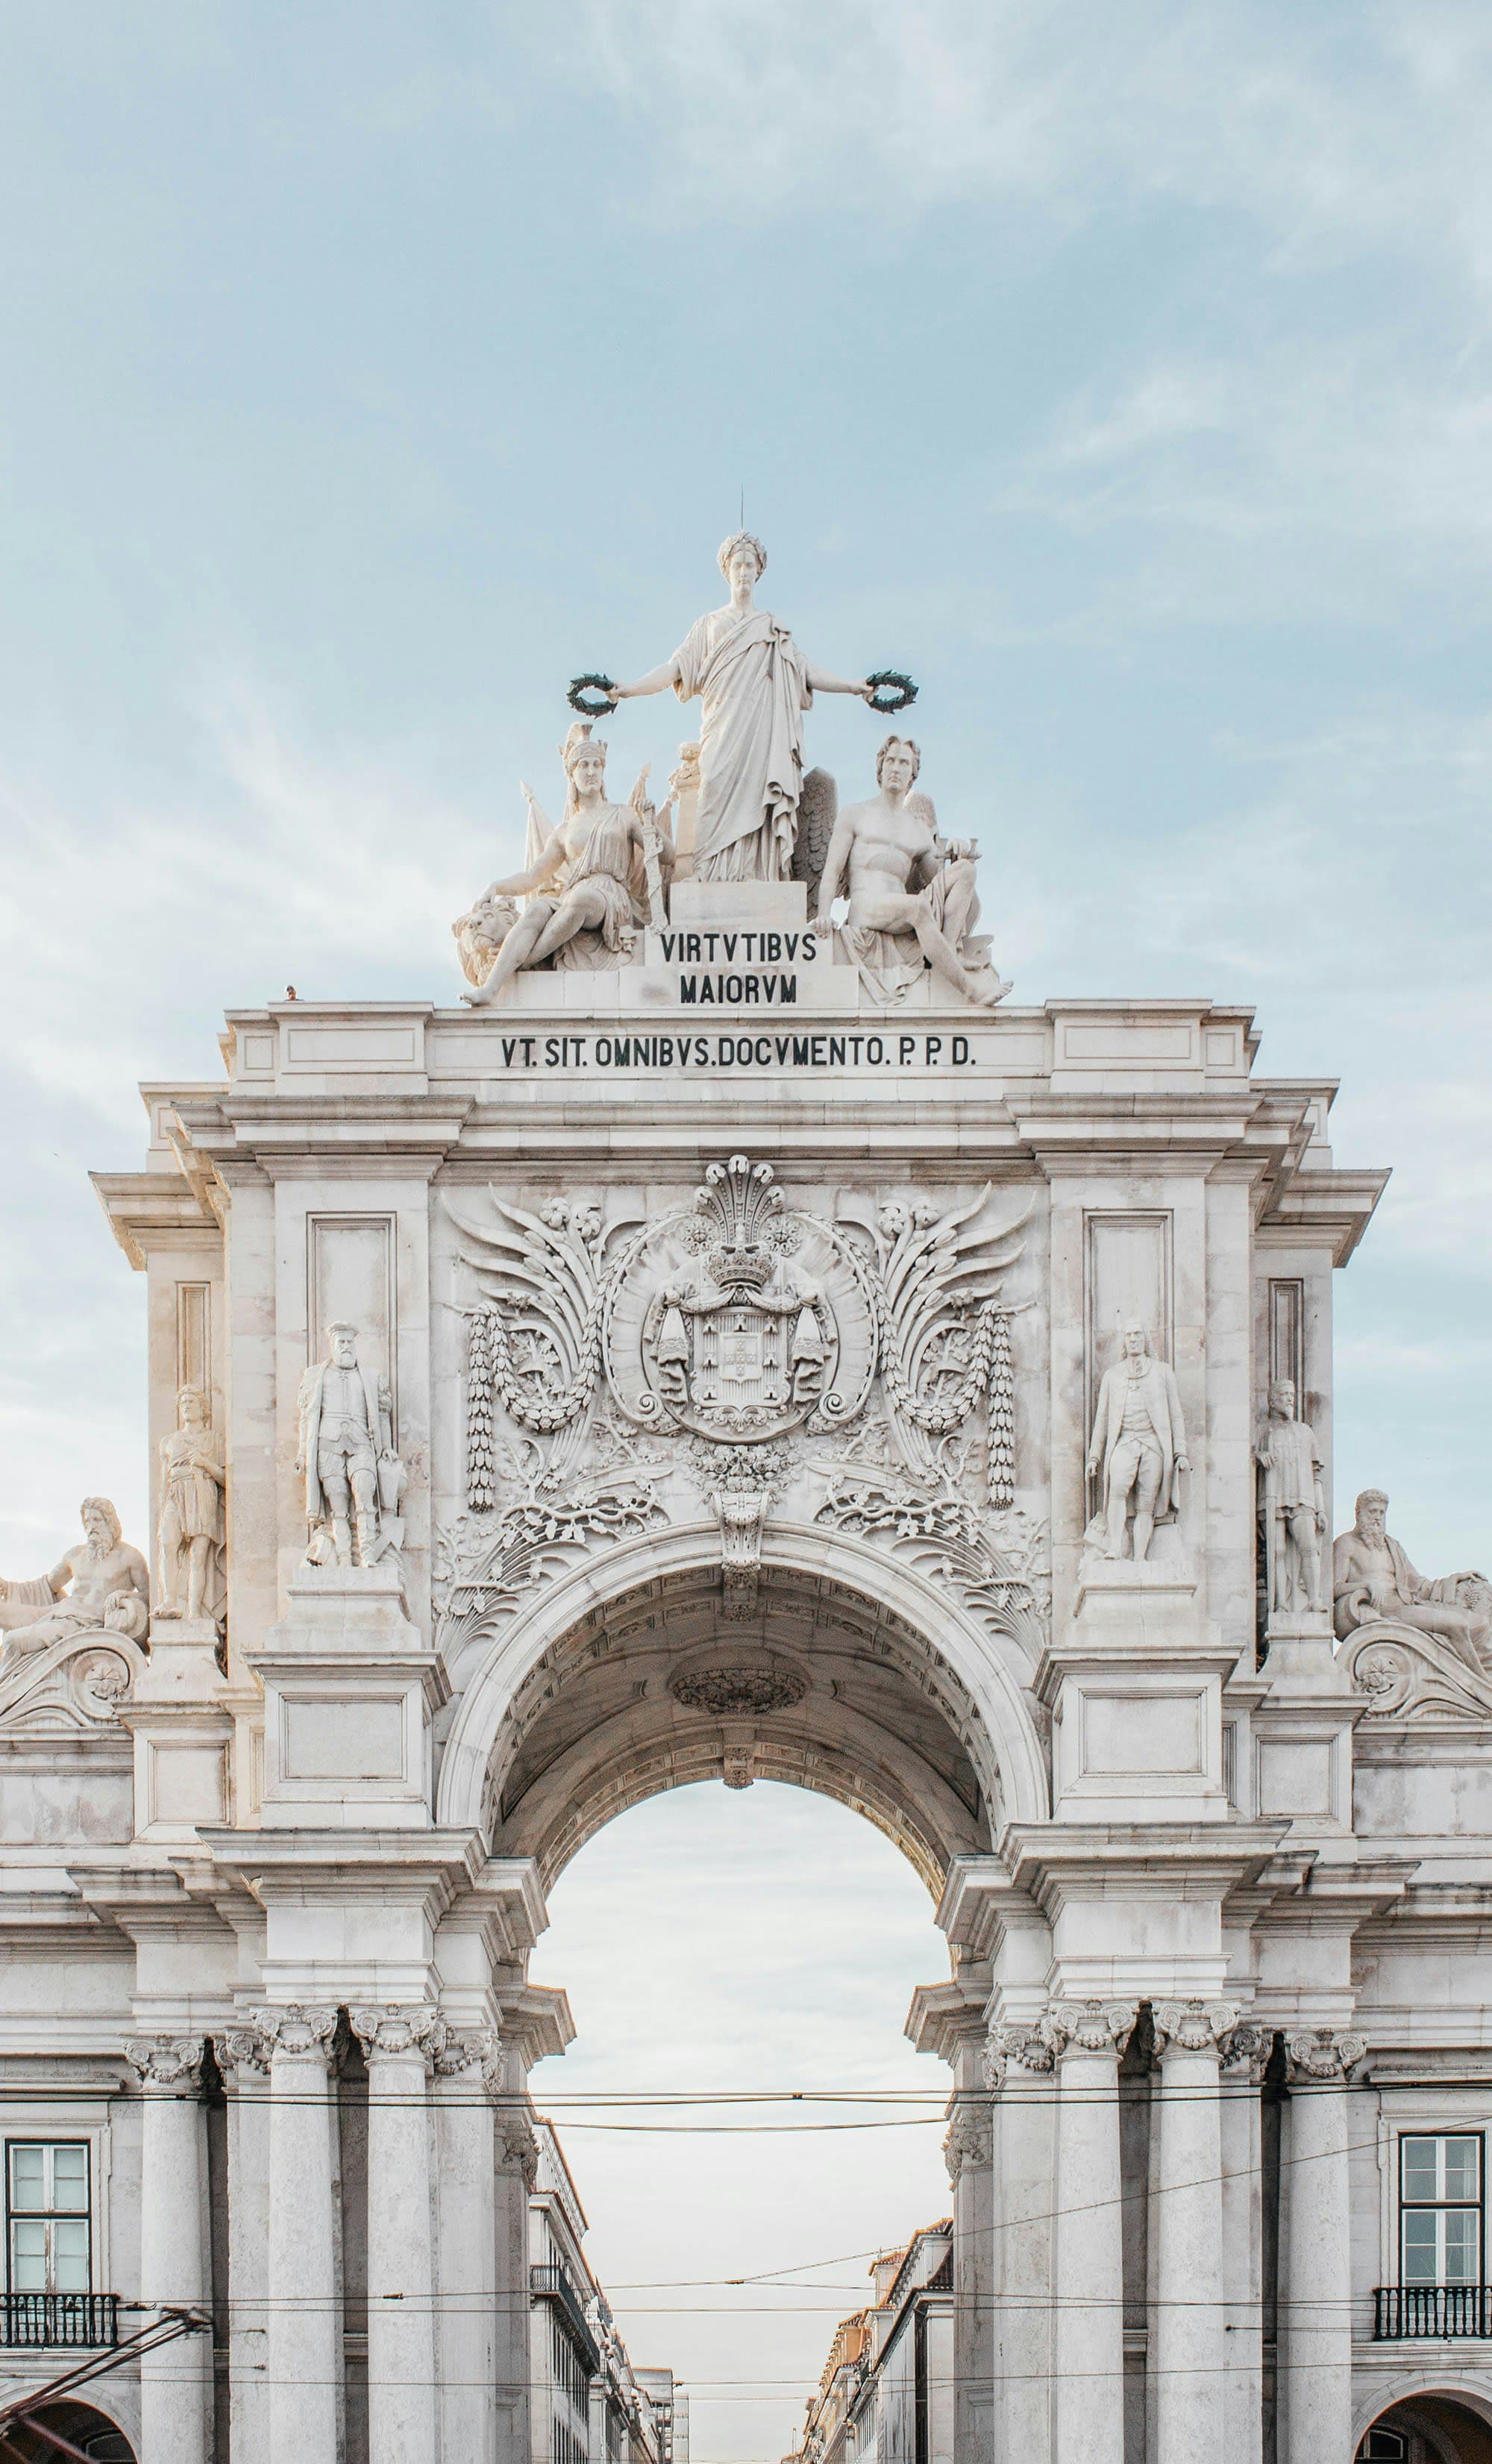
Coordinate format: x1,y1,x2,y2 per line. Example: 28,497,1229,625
626,1159,853,1441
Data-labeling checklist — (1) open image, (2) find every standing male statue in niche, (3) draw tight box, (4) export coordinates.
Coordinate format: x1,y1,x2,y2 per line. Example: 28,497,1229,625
157,1384,226,1625
1257,1377,1326,1618
1086,1322,1189,1562
604,532,877,884
1333,1489,1491,1668
296,1322,402,1568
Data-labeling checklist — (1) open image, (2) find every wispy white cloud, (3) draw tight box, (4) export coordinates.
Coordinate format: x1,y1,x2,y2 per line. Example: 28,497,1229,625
551,0,1492,291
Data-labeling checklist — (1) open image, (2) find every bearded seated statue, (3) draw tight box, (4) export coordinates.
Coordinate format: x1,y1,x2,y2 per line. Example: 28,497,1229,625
1333,1488,1491,1673
0,1499,150,1662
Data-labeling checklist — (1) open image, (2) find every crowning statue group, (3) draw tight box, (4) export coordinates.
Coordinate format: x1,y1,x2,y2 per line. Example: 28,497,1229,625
451,529,1011,1008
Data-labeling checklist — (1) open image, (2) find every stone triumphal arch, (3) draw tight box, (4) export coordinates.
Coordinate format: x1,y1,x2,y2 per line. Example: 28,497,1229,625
4,548,1492,2464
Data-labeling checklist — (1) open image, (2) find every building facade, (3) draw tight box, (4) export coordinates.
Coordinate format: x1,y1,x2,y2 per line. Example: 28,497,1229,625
0,616,1490,2460
527,2120,683,2464
790,2223,955,2464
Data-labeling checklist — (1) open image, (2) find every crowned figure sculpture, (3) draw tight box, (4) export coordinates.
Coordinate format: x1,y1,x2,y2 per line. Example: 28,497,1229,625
601,532,877,883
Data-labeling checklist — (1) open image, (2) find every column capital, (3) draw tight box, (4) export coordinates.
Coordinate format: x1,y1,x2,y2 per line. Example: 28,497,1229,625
1041,1999,1138,2061
986,2020,1056,2079
1286,2027,1367,2084
492,2104,540,2185
433,2023,502,2084
1153,1999,1241,2058
943,2099,994,2183
251,2003,339,2066
351,2001,447,2067
216,2025,273,2084
1220,2020,1273,2084
123,2033,204,2090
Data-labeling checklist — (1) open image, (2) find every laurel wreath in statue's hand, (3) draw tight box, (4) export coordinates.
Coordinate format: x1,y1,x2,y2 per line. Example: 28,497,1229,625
567,674,618,717
864,670,918,715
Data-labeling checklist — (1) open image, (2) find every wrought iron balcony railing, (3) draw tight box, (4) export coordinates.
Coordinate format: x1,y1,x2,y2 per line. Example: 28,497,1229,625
531,2264,601,2377
1374,2285,1492,2339
0,2292,120,2348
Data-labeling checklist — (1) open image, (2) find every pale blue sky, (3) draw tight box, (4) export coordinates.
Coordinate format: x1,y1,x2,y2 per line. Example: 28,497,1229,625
1,6,1490,2454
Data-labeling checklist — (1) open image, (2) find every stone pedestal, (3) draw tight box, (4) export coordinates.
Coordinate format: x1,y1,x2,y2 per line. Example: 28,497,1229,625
122,1620,231,1844
665,877,809,930
1041,1565,1234,1823
1252,1615,1361,1836
251,1566,448,1828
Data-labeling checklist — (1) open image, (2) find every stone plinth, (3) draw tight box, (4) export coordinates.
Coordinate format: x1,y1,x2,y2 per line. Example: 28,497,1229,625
1250,1612,1362,1837
666,878,809,930
122,1618,232,1843
1039,1564,1235,1823
251,1565,448,1829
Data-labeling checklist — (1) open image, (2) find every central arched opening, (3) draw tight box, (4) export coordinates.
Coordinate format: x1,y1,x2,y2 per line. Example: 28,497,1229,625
436,1530,1045,2462
526,1777,957,2464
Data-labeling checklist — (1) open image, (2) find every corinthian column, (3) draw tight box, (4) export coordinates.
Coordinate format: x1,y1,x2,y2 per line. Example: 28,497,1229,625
217,2027,272,2464
255,2005,340,2464
125,2037,210,2464
1151,2002,1238,2464
1219,2025,1269,2464
944,2091,996,2464
351,2003,445,2464
1047,2002,1135,2464
989,2024,1058,2464
1282,2030,1365,2464
433,2028,501,2464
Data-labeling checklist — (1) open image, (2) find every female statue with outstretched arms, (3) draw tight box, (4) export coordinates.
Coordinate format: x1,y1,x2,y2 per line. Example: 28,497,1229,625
604,532,874,884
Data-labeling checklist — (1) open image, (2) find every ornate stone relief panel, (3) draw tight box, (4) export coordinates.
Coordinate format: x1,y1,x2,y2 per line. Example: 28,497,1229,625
433,1159,1048,1679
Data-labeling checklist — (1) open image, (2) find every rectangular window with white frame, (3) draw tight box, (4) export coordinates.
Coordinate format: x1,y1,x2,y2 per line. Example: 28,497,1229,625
1399,2133,1482,2286
6,2143,92,2294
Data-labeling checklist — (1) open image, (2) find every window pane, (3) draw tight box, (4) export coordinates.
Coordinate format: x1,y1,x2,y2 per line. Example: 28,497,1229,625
50,2147,88,2211
8,2147,46,2209
1402,2137,1441,2201
1443,2137,1482,2202
1444,2210,1480,2284
51,2219,90,2292
1402,2211,1440,2281
10,2221,48,2291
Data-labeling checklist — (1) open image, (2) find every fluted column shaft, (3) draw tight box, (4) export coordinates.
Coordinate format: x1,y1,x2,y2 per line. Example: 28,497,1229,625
126,2038,210,2464
354,2004,442,2464
1050,2002,1134,2464
434,2030,501,2464
260,2005,340,2464
1153,2004,1235,2464
1282,2031,1364,2464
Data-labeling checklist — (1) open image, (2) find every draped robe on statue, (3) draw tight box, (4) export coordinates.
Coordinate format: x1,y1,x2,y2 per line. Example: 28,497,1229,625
672,609,812,881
